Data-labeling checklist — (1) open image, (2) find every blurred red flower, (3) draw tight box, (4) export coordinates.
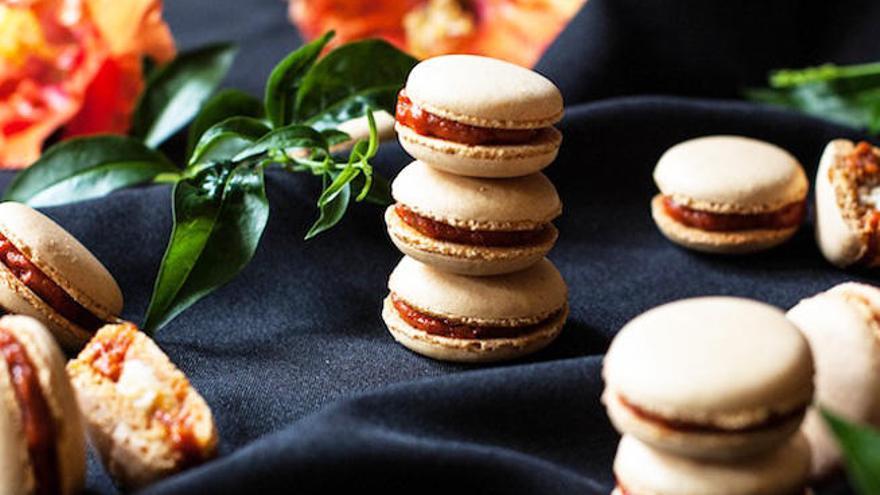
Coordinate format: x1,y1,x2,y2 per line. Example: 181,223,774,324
0,0,175,168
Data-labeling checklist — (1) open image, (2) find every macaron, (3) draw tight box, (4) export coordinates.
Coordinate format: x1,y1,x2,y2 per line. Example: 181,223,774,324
652,135,809,254
0,202,123,350
787,282,880,478
613,434,811,495
395,54,563,178
0,314,86,495
603,297,814,460
67,322,218,489
815,139,880,267
386,161,561,276
382,256,568,363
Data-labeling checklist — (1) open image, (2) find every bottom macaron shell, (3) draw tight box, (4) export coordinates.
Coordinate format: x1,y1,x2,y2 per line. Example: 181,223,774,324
382,296,568,363
385,207,558,276
604,390,804,461
0,266,92,350
651,195,799,254
396,123,562,178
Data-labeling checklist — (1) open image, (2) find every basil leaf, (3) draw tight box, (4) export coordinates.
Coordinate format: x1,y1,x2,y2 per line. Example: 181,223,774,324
187,89,264,157
233,124,328,161
823,409,880,495
305,172,350,240
294,39,417,129
133,43,238,148
3,135,178,207
189,117,271,166
144,162,269,331
265,32,334,128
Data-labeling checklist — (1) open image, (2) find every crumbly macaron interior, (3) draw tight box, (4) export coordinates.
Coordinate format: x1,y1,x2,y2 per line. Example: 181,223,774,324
829,141,880,265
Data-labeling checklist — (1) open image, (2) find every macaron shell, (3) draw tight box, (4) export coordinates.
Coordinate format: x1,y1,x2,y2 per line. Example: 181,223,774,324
652,195,799,254
392,161,562,228
0,351,32,494
653,135,808,213
814,139,865,267
404,55,563,129
386,207,558,276
382,296,567,363
0,202,123,320
0,266,93,350
397,124,561,178
613,434,811,495
388,256,567,323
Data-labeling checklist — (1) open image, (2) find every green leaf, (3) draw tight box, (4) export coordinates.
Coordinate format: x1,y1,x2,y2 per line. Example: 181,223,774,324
3,135,178,207
305,172,350,240
143,162,269,332
823,409,880,495
189,117,271,166
264,32,334,128
187,89,264,157
233,124,329,161
294,39,417,129
133,43,238,148
352,171,391,206
321,129,351,147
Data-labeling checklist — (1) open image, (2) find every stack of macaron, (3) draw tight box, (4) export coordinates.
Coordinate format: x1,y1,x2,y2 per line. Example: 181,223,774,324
603,297,815,494
383,54,569,363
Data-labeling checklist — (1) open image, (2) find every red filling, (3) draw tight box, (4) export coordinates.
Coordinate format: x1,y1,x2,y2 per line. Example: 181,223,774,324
395,205,550,247
842,142,880,266
0,233,105,332
0,328,59,495
392,293,555,339
395,90,540,145
661,196,806,232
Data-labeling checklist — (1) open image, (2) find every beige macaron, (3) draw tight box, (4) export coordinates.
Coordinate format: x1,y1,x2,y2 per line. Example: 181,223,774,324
0,314,86,495
67,322,218,489
787,282,880,478
814,139,880,267
395,54,563,178
613,434,811,495
603,297,814,460
382,256,568,363
386,161,561,276
0,202,123,350
652,135,809,254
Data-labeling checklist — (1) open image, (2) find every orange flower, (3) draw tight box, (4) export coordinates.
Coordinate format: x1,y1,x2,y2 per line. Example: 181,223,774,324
0,0,175,168
289,0,584,67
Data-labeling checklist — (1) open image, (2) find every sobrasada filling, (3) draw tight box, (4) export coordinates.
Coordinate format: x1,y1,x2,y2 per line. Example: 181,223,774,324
616,393,806,434
396,90,542,145
830,141,880,265
0,233,105,332
0,327,59,495
395,204,551,247
391,293,558,339
661,196,806,232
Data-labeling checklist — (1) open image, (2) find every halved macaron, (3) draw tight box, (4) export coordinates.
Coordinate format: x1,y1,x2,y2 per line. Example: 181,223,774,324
603,297,814,460
787,282,880,478
382,256,568,363
0,315,86,495
67,322,218,489
395,54,563,178
815,139,880,267
0,202,123,350
386,161,561,276
652,135,808,254
613,434,811,495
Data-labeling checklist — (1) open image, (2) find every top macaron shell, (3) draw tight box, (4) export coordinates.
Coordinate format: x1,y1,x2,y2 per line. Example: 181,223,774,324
0,203,123,345
654,136,808,213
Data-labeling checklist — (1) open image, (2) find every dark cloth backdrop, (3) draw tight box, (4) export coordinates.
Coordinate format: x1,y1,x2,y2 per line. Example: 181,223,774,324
6,1,880,493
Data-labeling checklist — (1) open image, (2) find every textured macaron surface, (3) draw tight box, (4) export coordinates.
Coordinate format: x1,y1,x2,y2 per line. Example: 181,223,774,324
388,256,567,323
404,55,563,129
654,136,808,213
604,297,813,424
392,161,561,229
614,434,810,495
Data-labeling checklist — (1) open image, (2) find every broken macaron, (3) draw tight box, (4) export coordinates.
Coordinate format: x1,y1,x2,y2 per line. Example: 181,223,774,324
395,54,563,178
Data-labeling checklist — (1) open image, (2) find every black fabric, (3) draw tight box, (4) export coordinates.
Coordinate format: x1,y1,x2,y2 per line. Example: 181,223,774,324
6,1,879,493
